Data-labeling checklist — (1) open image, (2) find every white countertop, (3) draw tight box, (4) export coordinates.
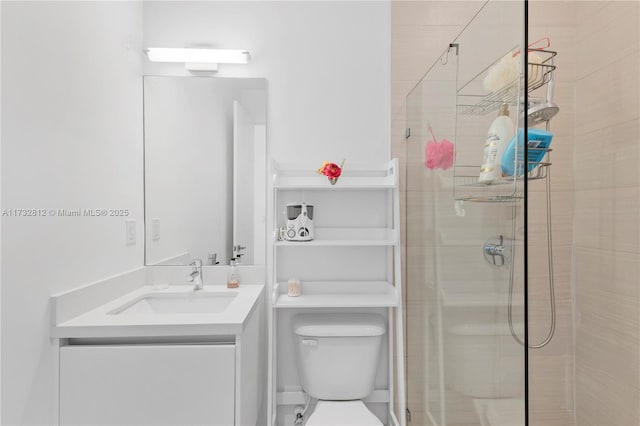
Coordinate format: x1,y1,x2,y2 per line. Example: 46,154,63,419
52,285,264,339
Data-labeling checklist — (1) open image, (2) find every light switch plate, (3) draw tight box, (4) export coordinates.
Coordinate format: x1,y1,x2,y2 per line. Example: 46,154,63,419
125,219,136,246
152,218,161,241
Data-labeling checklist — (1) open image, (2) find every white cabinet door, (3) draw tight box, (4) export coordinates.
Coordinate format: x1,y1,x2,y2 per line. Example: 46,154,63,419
60,344,235,426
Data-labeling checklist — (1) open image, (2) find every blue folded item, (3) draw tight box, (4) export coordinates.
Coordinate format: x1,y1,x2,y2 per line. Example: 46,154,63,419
501,128,553,176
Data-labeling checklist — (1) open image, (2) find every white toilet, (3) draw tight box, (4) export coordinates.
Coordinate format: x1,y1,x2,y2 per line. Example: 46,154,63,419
293,313,385,426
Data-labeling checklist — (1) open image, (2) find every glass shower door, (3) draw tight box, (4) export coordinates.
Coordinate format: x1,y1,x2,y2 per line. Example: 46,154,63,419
404,2,527,425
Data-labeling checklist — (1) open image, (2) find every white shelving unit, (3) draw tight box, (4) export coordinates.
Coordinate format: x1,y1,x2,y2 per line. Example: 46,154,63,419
273,281,398,309
266,159,406,426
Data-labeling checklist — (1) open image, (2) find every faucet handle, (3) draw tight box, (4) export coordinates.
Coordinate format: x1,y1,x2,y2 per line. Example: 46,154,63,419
190,259,202,269
482,236,508,267
188,259,204,290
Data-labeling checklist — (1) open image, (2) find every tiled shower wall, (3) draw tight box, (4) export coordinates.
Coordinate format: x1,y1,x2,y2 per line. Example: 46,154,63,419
394,1,639,425
572,2,640,425
528,3,576,425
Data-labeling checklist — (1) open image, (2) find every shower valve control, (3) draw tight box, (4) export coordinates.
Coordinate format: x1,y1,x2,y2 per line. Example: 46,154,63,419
483,235,509,266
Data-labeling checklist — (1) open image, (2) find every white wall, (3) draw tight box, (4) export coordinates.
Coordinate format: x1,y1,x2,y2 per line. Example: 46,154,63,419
1,2,144,424
143,1,391,164
0,3,3,423
0,2,3,421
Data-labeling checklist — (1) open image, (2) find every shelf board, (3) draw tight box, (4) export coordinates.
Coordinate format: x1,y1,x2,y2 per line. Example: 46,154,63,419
274,228,398,247
275,176,396,189
273,281,398,309
273,159,398,190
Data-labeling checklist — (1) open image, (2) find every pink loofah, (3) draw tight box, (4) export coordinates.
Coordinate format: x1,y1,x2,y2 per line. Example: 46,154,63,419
424,126,454,171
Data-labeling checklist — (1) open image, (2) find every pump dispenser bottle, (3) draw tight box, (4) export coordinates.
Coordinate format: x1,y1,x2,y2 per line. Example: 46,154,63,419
227,258,240,288
479,104,514,183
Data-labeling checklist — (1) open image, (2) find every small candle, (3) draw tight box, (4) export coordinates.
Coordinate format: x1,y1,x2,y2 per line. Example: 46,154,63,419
287,279,301,297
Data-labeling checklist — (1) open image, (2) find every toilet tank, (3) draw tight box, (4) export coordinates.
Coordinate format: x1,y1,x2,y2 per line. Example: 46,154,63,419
293,314,385,400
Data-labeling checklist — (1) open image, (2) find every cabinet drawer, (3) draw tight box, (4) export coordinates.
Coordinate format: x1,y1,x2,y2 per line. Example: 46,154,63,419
60,344,235,426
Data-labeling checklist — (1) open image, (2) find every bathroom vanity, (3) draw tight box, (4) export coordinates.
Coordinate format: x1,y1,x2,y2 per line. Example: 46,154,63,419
52,282,265,426
46,74,270,426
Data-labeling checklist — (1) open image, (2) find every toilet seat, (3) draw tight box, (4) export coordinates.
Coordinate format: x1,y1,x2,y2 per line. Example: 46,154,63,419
306,400,382,426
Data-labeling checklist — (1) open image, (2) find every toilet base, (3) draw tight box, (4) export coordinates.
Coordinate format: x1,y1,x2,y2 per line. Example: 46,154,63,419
306,400,382,426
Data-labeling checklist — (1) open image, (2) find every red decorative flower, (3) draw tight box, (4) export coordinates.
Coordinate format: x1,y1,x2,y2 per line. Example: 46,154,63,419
317,160,345,185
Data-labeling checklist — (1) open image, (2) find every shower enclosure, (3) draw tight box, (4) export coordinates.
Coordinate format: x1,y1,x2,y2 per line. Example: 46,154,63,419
403,2,558,425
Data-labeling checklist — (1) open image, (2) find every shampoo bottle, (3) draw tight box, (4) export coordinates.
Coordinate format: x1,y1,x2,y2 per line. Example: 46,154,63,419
479,104,514,183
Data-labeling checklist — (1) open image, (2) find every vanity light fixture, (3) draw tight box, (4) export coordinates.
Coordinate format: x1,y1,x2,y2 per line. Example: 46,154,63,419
144,47,250,72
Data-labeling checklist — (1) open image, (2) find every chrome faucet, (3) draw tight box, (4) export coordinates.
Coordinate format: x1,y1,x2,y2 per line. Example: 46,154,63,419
483,235,508,266
188,259,203,290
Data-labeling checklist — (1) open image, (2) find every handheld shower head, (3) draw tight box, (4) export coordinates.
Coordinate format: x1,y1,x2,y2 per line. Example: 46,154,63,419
527,101,559,125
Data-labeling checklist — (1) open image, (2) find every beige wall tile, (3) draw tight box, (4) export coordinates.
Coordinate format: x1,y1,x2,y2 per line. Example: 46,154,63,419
528,255,572,297
575,247,639,329
575,51,640,135
575,333,640,425
574,118,640,191
527,190,575,248
406,191,436,247
392,1,485,27
574,187,640,253
529,354,574,417
529,1,577,27
406,244,436,291
575,374,640,426
574,237,640,424
574,0,612,24
575,1,640,80
391,80,415,118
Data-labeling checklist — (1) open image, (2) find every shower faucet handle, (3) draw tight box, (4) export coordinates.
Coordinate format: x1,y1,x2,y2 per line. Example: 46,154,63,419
485,247,504,266
483,235,507,267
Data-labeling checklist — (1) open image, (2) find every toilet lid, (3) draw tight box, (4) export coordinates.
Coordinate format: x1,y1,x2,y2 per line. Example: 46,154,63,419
306,400,383,426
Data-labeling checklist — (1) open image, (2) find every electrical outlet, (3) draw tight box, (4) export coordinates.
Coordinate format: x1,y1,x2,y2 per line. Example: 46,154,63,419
152,218,161,241
125,219,136,246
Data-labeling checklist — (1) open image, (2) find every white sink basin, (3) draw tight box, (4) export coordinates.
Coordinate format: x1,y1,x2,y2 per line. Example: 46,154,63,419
108,291,238,315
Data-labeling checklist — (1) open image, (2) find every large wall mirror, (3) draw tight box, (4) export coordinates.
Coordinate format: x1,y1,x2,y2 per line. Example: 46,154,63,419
144,76,266,266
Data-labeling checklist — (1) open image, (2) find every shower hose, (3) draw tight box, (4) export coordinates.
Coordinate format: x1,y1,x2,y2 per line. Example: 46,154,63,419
507,163,556,349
